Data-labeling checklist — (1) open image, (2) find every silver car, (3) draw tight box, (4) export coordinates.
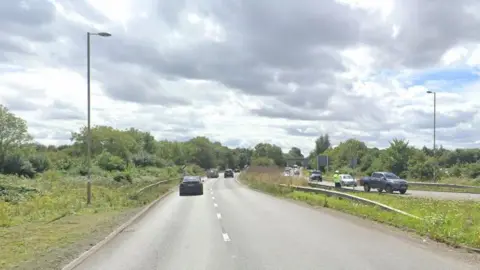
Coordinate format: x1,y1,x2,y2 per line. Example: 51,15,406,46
340,174,356,187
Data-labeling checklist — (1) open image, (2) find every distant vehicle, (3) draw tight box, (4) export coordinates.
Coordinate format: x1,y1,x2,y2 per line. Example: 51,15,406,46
362,172,408,194
294,169,300,176
224,169,234,178
309,170,322,181
339,174,356,187
283,171,290,177
234,168,240,173
206,169,219,178
179,176,204,196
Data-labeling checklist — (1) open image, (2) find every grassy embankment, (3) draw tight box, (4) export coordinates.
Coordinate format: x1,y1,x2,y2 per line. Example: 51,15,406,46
302,169,480,194
243,167,480,249
0,166,199,269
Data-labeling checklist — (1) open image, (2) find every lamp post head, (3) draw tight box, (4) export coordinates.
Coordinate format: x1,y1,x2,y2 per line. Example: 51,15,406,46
97,32,112,37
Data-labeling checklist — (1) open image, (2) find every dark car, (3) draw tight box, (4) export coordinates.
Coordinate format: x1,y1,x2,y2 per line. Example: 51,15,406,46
224,169,234,178
179,176,203,196
363,172,408,194
309,170,322,181
234,168,240,173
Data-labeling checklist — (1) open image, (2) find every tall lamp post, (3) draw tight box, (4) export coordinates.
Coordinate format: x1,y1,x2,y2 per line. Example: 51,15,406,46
426,90,436,182
87,31,111,205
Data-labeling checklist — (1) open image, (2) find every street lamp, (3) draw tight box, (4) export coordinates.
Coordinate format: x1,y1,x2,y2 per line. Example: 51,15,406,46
426,90,436,182
86,31,111,205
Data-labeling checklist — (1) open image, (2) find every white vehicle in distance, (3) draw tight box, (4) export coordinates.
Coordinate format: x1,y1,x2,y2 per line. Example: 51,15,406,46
340,174,357,187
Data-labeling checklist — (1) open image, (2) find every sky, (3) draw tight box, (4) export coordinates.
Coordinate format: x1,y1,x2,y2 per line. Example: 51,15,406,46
1,0,480,155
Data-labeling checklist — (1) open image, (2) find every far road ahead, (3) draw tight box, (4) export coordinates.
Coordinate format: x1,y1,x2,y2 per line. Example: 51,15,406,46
71,176,479,270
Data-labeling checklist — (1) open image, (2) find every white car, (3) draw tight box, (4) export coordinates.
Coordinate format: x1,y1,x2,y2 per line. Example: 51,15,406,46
340,174,357,187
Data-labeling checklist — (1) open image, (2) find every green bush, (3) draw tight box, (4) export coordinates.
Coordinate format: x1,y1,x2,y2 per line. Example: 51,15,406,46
132,151,157,167
29,153,51,173
2,154,36,178
98,152,126,171
113,172,133,183
251,157,275,167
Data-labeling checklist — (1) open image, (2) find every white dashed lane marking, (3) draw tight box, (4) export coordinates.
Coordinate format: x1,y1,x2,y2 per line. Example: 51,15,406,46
212,196,215,200
222,233,231,242
214,203,218,207
217,213,222,219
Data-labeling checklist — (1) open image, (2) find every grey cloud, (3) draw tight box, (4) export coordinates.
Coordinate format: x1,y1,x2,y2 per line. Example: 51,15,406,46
407,109,476,129
3,96,37,111
42,101,85,120
101,66,191,106
284,127,320,137
378,0,480,68
0,0,56,43
84,0,389,104
58,0,110,25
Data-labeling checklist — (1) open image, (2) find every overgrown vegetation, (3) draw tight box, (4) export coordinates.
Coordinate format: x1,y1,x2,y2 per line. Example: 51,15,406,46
241,168,480,249
0,105,253,269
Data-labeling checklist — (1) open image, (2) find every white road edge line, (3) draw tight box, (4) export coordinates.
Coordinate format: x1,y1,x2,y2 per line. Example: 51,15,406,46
214,203,218,207
217,213,222,219
222,233,231,242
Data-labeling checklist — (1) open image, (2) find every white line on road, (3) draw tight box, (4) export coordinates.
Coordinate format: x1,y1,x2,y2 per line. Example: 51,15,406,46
217,213,222,219
212,196,215,200
222,233,231,242
214,203,218,207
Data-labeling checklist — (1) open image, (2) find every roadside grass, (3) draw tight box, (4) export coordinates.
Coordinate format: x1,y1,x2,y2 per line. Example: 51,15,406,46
0,166,183,269
241,171,480,249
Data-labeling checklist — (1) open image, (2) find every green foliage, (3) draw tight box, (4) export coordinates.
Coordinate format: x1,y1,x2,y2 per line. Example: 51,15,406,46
253,143,284,166
308,134,480,182
251,157,275,167
98,152,127,171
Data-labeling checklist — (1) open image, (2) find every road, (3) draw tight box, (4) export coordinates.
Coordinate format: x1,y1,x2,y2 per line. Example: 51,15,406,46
72,176,478,270
310,180,480,200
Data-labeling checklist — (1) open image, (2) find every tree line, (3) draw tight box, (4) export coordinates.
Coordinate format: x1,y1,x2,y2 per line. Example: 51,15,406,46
1,104,479,182
0,105,255,180
305,135,480,181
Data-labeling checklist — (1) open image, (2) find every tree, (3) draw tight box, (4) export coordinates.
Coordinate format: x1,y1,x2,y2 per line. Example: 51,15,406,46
314,134,331,155
380,139,411,178
288,147,303,158
0,105,32,167
253,143,285,166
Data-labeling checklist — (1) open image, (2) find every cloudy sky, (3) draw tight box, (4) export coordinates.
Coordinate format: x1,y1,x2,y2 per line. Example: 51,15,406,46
1,0,480,154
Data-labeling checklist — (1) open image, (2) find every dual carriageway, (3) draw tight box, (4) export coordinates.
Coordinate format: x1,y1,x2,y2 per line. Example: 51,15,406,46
69,173,480,270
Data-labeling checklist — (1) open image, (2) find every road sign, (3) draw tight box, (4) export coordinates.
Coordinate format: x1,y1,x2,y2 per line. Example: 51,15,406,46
316,155,328,167
349,158,358,168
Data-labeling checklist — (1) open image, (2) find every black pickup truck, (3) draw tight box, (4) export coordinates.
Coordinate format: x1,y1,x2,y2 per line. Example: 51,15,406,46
360,172,408,194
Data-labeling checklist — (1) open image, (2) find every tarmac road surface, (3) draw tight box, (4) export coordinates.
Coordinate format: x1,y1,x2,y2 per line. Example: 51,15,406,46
71,175,479,270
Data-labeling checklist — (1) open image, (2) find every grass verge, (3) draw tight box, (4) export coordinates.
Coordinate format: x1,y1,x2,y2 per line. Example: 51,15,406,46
241,170,480,249
0,167,183,269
